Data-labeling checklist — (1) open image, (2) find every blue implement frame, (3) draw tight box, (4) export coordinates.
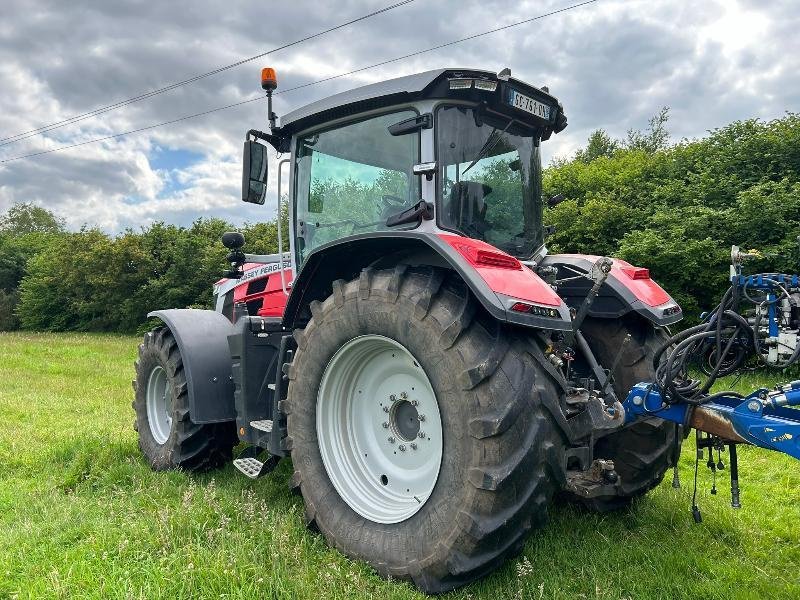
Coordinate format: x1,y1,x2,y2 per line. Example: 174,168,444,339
622,381,800,460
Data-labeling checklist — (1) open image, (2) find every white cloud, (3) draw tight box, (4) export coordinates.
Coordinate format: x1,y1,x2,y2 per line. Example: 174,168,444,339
0,0,797,232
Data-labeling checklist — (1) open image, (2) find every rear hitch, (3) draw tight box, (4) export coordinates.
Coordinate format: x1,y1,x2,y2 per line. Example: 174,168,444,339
564,459,620,499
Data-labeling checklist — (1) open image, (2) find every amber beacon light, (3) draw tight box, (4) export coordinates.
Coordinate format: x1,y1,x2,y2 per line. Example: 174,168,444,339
261,68,278,92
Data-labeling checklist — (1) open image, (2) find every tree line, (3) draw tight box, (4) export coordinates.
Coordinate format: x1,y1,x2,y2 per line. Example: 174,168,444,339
1,110,798,332
0,208,283,332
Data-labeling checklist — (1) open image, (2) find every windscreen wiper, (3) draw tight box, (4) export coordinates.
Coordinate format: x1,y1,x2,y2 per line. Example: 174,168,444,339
461,118,515,175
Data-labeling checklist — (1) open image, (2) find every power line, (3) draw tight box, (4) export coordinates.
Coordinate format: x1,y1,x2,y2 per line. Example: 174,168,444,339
0,0,598,165
0,0,416,147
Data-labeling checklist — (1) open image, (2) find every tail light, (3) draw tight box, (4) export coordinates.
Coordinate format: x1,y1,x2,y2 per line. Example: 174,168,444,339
510,301,561,318
621,267,650,280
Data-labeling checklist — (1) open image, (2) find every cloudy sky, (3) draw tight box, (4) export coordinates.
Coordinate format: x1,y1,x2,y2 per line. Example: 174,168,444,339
0,0,797,233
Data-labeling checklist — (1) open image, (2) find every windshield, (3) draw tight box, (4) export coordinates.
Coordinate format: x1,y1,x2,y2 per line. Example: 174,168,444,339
436,105,543,258
294,110,420,266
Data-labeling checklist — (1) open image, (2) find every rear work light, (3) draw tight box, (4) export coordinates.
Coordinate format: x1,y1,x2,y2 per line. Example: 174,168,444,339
448,78,497,92
448,78,472,89
511,302,561,318
474,80,497,92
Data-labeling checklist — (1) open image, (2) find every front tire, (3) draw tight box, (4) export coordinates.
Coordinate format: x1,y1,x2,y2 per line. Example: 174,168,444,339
133,327,236,472
285,267,566,594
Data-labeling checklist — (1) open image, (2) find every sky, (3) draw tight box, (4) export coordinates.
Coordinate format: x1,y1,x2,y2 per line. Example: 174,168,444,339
0,0,797,233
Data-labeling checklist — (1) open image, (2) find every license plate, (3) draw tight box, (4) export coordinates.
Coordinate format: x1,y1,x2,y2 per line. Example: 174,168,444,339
508,90,551,120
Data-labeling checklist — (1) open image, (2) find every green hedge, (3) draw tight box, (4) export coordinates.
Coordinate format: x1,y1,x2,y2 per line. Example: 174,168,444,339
543,113,800,319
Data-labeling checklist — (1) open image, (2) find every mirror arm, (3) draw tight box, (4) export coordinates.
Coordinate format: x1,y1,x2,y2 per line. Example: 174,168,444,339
247,128,289,152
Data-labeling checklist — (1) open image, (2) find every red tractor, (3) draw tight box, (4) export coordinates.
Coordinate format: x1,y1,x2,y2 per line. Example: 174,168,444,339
132,67,691,592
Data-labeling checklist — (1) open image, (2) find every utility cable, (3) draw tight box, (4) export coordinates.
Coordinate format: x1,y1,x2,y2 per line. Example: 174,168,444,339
0,0,598,165
0,0,417,147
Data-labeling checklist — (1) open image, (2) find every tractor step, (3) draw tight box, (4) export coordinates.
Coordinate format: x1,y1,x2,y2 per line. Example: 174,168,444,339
233,457,266,479
233,455,280,479
250,419,273,432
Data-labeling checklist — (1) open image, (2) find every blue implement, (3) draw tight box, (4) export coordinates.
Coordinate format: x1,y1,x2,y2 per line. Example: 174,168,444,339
623,381,800,460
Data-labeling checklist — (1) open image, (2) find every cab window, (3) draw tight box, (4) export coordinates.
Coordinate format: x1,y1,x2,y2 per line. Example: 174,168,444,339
294,110,420,265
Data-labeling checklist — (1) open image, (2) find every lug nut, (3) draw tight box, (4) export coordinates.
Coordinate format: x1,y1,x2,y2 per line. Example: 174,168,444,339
383,406,390,413
418,414,426,422
399,444,406,452
382,422,389,428
411,399,419,406
418,431,426,439
388,436,395,444
390,394,397,402
410,443,417,450
400,391,408,399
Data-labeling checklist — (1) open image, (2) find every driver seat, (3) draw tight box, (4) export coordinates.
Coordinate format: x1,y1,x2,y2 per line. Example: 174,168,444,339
448,181,493,235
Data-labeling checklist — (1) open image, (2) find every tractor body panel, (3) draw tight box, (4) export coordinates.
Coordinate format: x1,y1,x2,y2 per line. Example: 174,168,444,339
214,261,293,320
541,253,683,325
280,231,572,331
147,309,236,423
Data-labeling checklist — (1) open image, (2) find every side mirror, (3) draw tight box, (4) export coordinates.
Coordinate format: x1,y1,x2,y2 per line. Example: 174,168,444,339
242,140,268,204
547,193,566,208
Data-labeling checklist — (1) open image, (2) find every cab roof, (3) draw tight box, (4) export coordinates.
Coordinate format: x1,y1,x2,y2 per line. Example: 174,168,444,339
277,68,566,136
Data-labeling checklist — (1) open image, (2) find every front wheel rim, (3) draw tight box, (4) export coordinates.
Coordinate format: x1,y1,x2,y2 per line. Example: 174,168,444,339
146,365,173,445
316,335,443,524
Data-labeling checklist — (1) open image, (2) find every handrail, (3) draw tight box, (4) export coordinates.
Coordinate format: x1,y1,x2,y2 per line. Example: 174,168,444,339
276,158,291,296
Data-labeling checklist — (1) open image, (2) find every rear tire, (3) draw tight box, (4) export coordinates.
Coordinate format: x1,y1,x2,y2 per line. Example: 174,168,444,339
568,316,679,511
285,267,566,594
133,327,236,472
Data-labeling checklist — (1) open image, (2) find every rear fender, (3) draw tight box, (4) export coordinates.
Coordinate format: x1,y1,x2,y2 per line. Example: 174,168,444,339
282,231,572,331
148,309,236,423
541,253,683,326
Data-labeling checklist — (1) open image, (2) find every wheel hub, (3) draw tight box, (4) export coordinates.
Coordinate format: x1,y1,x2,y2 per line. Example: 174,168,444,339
390,396,421,442
316,335,443,524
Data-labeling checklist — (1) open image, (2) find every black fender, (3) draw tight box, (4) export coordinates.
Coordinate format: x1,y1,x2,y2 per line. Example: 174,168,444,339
282,231,572,330
148,309,236,423
540,254,683,326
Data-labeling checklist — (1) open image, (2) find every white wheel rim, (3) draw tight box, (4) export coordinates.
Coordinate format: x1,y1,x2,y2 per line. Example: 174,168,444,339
316,335,443,524
146,365,173,445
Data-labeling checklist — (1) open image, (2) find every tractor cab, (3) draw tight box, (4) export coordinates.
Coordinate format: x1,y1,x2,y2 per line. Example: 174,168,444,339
241,68,568,277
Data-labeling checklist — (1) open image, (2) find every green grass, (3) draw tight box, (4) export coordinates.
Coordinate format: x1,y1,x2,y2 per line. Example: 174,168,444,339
1,332,798,599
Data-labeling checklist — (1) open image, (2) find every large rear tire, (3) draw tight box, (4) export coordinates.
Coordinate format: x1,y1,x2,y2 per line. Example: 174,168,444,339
133,327,236,472
568,316,679,511
285,267,566,594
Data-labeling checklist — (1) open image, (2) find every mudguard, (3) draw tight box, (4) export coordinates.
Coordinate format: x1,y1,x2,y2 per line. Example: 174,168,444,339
148,309,236,423
283,231,572,331
541,254,683,326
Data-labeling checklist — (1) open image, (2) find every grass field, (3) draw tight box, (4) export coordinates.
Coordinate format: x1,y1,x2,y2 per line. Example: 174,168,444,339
1,332,798,599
